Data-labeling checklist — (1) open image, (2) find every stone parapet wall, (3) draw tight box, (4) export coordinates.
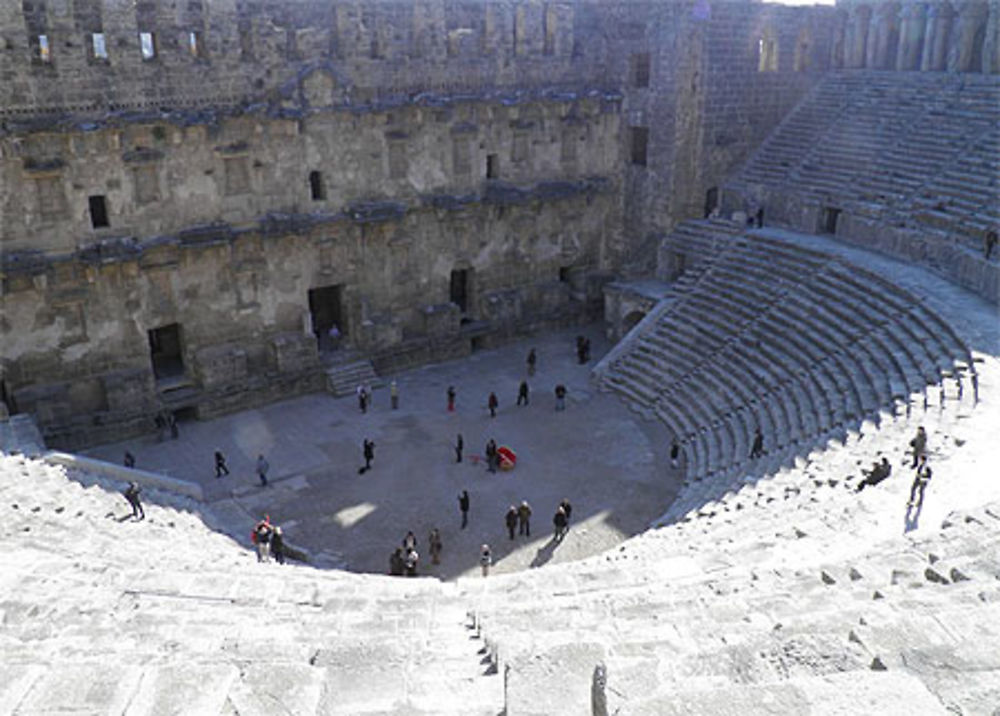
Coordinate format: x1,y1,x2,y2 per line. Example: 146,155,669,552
0,0,615,120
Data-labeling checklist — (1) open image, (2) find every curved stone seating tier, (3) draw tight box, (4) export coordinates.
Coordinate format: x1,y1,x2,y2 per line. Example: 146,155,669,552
472,373,1000,713
0,454,504,715
602,222,973,487
727,71,1000,259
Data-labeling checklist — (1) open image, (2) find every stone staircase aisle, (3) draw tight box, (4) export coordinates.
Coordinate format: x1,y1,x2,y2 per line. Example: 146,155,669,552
0,454,503,715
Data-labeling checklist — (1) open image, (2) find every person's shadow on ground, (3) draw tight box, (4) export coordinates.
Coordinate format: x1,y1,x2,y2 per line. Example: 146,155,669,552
904,500,923,533
530,535,560,568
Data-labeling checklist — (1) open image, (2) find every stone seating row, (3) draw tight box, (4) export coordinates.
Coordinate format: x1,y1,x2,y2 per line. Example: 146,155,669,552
605,224,974,489
0,454,504,715
730,72,999,267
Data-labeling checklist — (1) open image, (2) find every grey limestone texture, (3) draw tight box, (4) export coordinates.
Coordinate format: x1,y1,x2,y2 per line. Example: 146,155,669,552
0,0,860,449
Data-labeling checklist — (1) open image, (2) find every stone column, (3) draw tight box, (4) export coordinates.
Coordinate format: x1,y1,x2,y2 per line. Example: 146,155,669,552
983,1,1000,73
897,2,928,70
922,2,955,71
948,1,989,71
846,4,873,68
870,2,901,69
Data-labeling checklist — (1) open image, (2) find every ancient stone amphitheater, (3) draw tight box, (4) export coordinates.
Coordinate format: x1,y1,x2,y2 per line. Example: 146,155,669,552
2,1,999,714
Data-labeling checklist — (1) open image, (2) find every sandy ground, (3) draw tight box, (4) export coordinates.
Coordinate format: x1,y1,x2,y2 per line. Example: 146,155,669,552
86,325,681,579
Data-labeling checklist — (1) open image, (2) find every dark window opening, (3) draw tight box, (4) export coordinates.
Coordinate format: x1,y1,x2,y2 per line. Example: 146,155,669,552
630,127,648,166
450,269,470,313
559,266,571,282
88,195,109,228
633,53,650,88
820,207,841,235
309,171,325,201
308,285,345,353
704,187,719,218
486,153,499,179
148,323,185,380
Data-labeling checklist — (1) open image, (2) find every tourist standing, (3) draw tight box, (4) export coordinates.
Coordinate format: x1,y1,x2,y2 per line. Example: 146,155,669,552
390,380,399,410
518,500,532,537
447,386,456,412
455,433,464,463
459,490,470,528
480,544,492,577
488,392,498,418
123,481,144,520
526,348,537,376
256,454,269,487
505,505,518,540
214,450,230,478
516,380,529,407
429,528,443,565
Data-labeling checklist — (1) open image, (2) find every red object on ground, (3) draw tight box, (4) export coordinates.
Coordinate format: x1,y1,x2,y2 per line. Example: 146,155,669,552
497,446,516,470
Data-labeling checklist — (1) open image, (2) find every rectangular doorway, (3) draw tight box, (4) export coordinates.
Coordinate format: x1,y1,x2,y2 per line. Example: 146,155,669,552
308,284,344,351
820,207,841,235
148,323,185,380
450,269,470,314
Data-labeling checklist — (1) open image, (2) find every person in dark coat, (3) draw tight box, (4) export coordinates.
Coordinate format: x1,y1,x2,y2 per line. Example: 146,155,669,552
856,457,892,493
505,505,518,540
270,526,285,564
526,348,537,376
389,547,404,576
455,433,464,463
559,498,573,527
516,380,529,407
447,385,456,412
485,439,498,473
123,451,135,469
360,438,375,473
553,506,568,540
458,490,470,528
123,481,144,520
214,450,230,478
749,428,764,459
488,392,498,418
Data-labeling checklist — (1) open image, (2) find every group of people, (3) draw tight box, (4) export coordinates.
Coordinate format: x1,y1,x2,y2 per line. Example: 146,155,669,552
250,515,286,563
390,528,443,576
504,501,533,539
850,426,934,509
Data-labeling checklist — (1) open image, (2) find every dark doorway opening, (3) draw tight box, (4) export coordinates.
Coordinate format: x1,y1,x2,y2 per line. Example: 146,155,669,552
148,324,185,380
704,187,719,218
309,171,325,201
820,207,841,235
486,154,498,180
450,269,470,314
89,195,109,228
558,266,571,283
308,284,345,352
623,310,647,334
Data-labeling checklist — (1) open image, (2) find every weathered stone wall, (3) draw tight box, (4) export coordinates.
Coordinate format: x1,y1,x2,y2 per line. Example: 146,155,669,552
0,0,615,117
1,93,621,448
612,1,838,270
0,0,850,448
